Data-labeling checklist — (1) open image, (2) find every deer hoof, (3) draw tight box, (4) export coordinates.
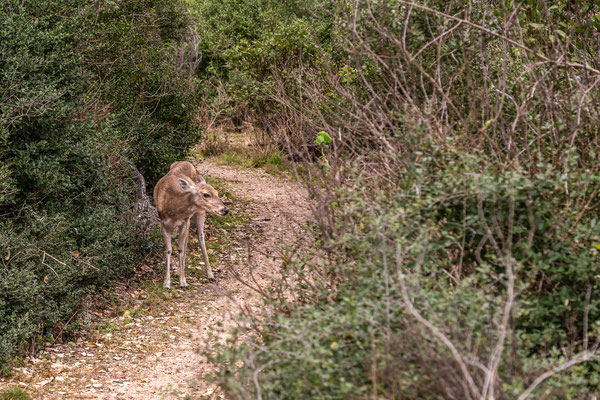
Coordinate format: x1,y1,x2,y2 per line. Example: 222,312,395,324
208,277,216,283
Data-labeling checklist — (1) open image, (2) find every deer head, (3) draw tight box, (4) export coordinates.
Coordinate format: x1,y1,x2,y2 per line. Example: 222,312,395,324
177,178,229,216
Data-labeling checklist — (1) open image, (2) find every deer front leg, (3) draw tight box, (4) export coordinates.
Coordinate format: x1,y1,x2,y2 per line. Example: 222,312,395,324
194,211,215,281
161,224,173,289
178,219,190,287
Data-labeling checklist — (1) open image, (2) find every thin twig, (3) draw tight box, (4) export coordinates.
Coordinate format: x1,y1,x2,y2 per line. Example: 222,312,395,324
395,0,600,75
396,246,481,400
517,351,599,400
583,284,592,351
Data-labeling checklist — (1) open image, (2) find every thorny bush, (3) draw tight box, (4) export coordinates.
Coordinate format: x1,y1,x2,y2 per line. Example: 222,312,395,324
212,0,600,398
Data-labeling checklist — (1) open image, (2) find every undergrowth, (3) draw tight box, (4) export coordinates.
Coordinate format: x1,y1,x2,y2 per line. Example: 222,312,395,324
194,132,288,175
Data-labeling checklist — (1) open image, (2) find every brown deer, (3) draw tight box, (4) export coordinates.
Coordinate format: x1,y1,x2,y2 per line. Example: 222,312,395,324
153,161,228,289
168,161,223,282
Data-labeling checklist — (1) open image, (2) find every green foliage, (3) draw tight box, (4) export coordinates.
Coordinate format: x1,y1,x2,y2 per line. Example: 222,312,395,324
190,0,330,125
314,131,332,146
208,0,600,398
0,0,200,366
89,0,202,184
215,145,600,399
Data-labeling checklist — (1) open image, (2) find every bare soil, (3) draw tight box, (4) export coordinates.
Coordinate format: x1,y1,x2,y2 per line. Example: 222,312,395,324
0,162,310,399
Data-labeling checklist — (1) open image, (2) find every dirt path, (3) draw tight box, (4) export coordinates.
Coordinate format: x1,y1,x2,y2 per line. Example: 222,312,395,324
0,162,310,399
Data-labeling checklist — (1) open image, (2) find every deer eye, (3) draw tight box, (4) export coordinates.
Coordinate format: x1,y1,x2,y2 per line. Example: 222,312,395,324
203,193,211,198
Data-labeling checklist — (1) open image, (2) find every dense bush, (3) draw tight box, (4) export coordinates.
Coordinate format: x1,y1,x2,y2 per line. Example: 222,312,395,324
215,146,600,400
189,0,330,131
0,0,200,366
209,0,600,398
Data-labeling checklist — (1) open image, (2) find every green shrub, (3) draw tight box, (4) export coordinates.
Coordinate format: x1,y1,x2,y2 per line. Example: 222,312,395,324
214,145,600,399
0,0,200,366
209,0,600,398
190,0,331,132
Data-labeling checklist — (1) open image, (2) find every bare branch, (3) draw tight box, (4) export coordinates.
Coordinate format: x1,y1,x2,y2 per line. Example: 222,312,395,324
395,0,600,75
396,246,481,400
517,351,599,400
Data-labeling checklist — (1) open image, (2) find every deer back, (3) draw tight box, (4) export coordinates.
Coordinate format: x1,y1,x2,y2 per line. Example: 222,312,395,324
169,161,206,185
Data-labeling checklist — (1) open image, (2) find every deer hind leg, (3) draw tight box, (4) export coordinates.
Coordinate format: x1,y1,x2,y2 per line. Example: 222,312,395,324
178,219,190,287
161,224,173,289
194,211,215,281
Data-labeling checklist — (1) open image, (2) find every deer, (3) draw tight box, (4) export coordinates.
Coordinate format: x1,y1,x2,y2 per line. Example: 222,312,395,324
168,161,224,282
153,161,228,289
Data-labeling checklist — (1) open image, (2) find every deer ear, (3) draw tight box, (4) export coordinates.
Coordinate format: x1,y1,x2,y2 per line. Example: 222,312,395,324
196,175,206,185
178,178,196,193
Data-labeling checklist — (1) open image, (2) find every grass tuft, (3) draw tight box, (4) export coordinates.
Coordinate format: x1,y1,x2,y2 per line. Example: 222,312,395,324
0,386,30,400
193,131,289,175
